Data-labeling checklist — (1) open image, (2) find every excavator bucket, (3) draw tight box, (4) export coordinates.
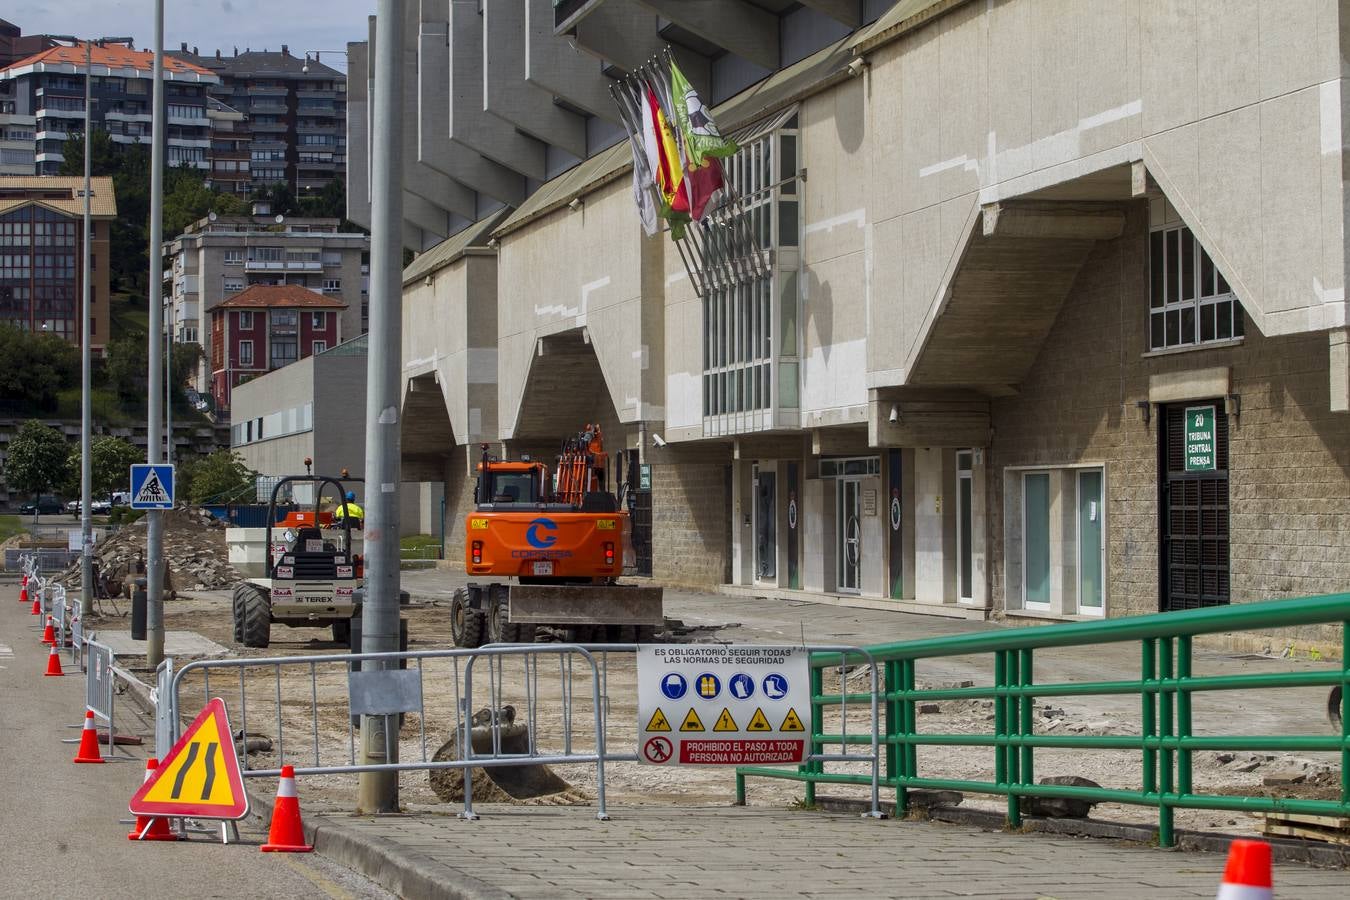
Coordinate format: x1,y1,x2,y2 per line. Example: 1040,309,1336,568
429,713,580,803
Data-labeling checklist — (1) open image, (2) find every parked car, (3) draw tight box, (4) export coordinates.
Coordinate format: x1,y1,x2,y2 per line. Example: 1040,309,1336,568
20,496,61,515
65,499,81,514
91,498,112,514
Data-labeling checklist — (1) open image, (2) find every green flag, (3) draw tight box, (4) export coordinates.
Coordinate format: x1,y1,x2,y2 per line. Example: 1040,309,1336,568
670,60,737,167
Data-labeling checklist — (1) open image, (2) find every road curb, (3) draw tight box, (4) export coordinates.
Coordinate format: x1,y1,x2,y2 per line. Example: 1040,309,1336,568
120,673,512,898
815,795,1350,868
252,791,513,900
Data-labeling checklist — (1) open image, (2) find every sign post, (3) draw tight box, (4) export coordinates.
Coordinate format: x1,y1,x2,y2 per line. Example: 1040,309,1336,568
1183,405,1217,473
637,646,811,765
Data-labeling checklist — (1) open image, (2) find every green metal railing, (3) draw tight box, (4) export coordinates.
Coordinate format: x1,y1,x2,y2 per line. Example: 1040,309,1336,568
737,593,1350,847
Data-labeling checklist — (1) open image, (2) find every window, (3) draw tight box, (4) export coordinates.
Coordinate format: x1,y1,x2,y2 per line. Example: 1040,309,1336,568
238,310,253,329
224,277,244,293
311,340,327,355
270,338,297,369
695,113,801,430
1148,224,1244,351
271,309,298,327
224,249,243,266
239,339,253,366
249,246,283,263
322,278,340,294
311,311,325,328
1006,466,1107,617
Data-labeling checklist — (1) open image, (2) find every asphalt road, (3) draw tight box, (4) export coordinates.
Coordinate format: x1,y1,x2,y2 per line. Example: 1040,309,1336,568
0,578,394,900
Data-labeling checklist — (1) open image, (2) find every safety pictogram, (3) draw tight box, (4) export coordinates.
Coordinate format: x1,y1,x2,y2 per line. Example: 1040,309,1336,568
746,707,772,732
728,672,754,700
780,707,805,732
660,672,688,700
696,673,721,699
712,708,738,732
679,708,705,732
645,707,671,732
643,736,673,763
130,697,248,819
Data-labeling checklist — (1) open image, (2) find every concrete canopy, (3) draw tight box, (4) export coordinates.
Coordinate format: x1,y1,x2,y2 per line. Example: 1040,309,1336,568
402,372,456,482
483,1,588,158
524,0,620,124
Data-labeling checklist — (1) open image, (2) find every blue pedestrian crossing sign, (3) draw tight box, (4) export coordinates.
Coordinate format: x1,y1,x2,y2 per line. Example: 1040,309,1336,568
130,464,175,509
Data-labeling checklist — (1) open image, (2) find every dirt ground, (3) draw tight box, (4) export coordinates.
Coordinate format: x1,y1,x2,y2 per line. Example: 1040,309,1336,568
82,566,1345,842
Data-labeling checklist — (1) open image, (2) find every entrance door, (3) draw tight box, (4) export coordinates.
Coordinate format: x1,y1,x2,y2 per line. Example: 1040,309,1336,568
1160,403,1230,610
754,465,777,582
837,478,862,593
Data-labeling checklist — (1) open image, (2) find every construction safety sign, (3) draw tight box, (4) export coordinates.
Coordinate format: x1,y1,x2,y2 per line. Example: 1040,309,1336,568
637,645,811,765
129,697,249,820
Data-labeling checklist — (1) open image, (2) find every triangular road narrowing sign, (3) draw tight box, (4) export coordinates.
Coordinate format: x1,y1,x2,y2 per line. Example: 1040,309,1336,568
129,697,248,820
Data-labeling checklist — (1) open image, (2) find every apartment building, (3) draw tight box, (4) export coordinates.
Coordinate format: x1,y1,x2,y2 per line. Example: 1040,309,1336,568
205,97,250,196
176,45,345,196
0,175,114,348
164,207,369,393
367,0,1350,652
0,41,217,175
208,283,344,413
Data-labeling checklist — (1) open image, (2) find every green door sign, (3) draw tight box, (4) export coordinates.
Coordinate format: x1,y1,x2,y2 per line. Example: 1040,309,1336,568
638,464,652,491
1184,405,1217,472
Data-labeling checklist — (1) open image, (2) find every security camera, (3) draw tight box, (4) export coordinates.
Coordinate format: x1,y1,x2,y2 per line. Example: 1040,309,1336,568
847,57,869,78
568,197,584,212
888,404,900,424
651,434,667,448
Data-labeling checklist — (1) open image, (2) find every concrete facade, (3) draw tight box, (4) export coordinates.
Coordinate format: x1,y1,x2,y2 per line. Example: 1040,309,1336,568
375,0,1350,647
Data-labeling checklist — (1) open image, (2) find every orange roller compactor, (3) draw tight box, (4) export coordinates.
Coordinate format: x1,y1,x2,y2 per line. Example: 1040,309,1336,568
451,425,663,647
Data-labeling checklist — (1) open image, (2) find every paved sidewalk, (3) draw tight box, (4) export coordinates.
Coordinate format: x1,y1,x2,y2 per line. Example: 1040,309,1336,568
306,803,1349,899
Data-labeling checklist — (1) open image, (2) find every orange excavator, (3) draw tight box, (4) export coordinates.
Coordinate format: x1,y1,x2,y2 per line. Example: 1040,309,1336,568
451,424,663,646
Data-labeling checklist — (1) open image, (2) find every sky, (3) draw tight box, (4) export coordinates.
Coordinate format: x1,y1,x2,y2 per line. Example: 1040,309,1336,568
6,0,373,72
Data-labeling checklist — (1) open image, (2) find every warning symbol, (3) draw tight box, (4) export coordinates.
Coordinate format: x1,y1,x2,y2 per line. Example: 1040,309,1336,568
643,736,673,763
679,708,705,732
129,697,248,820
135,471,168,505
780,707,805,732
746,707,772,732
712,708,738,732
646,708,671,732
129,463,175,510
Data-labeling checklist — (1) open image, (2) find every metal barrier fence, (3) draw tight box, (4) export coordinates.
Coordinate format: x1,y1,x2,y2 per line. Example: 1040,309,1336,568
6,547,79,572
169,642,883,820
85,638,117,750
736,593,1350,847
172,644,615,819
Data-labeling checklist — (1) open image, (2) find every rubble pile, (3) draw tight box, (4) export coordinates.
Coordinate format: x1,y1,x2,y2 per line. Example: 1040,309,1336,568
59,507,242,592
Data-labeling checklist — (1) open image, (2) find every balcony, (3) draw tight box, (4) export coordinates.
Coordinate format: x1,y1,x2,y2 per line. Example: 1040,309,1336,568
35,129,70,143
35,106,85,119
295,89,337,100
249,99,287,114
244,259,323,273
104,109,153,123
250,121,288,133
246,84,288,96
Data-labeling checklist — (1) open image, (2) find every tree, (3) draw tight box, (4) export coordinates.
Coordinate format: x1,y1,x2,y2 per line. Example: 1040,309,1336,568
3,420,71,500
181,450,256,505
61,436,142,499
104,335,148,402
0,325,80,413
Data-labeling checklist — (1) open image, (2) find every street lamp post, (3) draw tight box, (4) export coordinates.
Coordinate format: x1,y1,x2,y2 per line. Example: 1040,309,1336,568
145,0,167,668
50,34,133,616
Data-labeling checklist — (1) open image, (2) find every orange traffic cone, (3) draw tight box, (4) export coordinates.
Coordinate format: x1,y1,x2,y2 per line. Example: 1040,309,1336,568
72,710,105,764
19,582,27,604
30,592,40,614
43,643,64,677
260,765,313,852
128,758,178,841
40,615,56,645
1216,838,1272,900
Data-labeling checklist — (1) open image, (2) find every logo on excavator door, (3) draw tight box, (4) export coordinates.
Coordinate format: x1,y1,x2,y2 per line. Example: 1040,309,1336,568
525,517,558,548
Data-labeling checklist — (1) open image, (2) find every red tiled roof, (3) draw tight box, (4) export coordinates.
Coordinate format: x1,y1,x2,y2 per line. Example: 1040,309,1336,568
1,42,214,77
215,284,347,310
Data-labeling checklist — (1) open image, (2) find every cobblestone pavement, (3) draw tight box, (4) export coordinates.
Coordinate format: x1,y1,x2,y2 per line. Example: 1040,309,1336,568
324,804,1350,899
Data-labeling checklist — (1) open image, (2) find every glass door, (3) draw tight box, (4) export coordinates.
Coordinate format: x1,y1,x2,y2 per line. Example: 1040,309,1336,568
1023,473,1051,609
957,451,973,602
754,465,777,582
1078,469,1104,615
837,478,861,593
